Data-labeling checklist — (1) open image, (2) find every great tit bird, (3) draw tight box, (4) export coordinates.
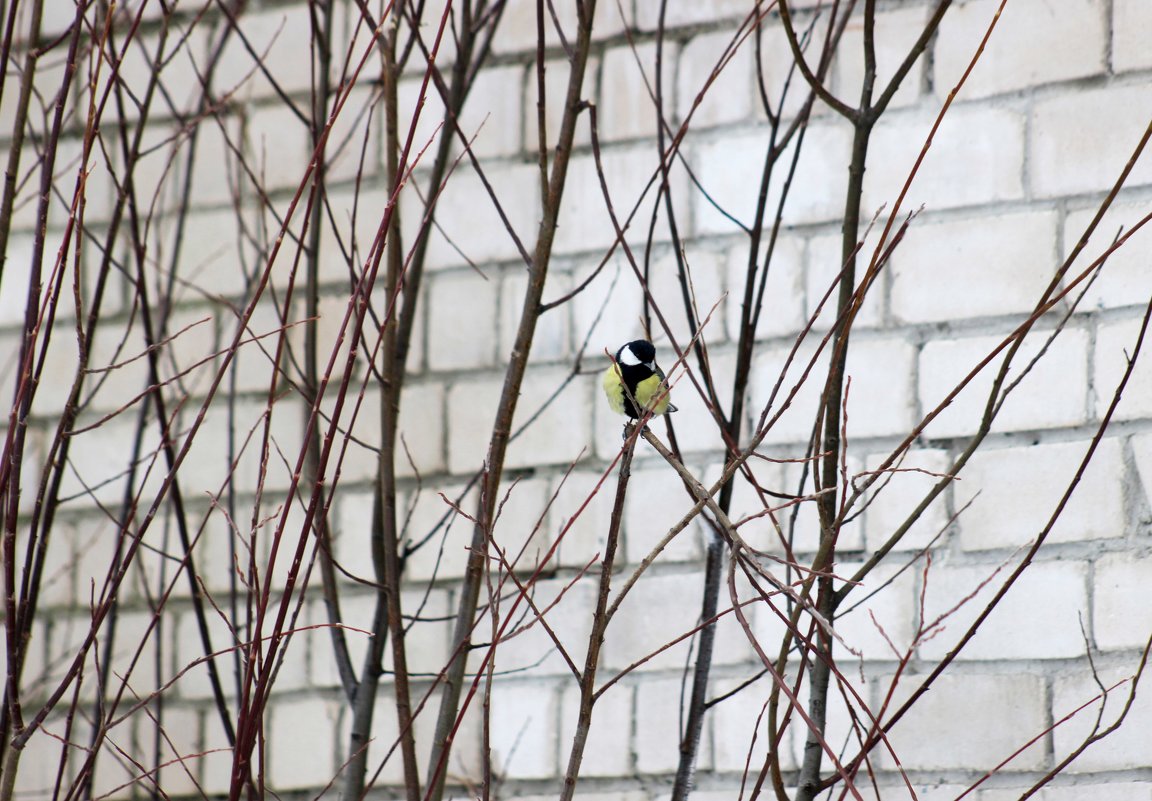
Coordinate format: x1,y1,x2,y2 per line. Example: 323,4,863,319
602,339,678,419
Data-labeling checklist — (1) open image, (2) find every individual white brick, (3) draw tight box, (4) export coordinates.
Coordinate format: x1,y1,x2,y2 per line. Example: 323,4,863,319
553,145,688,255
695,120,853,233
726,234,806,342
489,680,558,779
199,711,238,794
571,256,647,361
677,30,754,128
1030,84,1152,199
864,105,1024,214
645,248,727,348
835,560,917,661
711,675,797,775
524,56,597,152
446,369,591,474
172,608,242,701
714,567,769,667
314,292,362,385
153,705,203,798
954,438,1124,550
13,723,69,797
1040,784,1152,801
890,210,1058,324
330,490,373,581
917,785,974,801
754,17,826,123
918,328,1089,438
223,300,301,396
934,0,1105,99
495,0,628,54
396,380,447,476
1094,317,1152,421
488,475,551,568
111,610,164,697
635,0,753,28
706,459,784,548
57,415,162,507
1052,664,1152,772
601,42,675,142
862,448,952,553
327,588,451,679
559,683,633,777
484,576,596,677
178,208,256,300
501,269,571,365
360,686,423,786
183,116,243,208
919,560,1088,661
445,374,501,475
1093,552,1152,651
1133,433,1152,511
0,233,36,326
623,462,708,565
547,468,617,569
419,161,540,270
1113,0,1152,72
216,8,316,99
1062,198,1152,311
394,75,449,163
178,398,276,498
750,335,915,445
88,726,144,800
19,517,74,609
427,269,499,370
733,452,864,554
840,336,917,439
334,381,446,481
268,696,341,789
506,369,594,471
883,673,1046,771
55,136,116,225
606,569,703,672
836,4,927,110
458,65,523,158
245,103,311,192
395,481,477,582
635,675,712,774
324,85,381,185
805,231,885,330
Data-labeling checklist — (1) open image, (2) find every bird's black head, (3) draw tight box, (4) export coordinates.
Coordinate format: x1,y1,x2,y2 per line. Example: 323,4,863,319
618,339,656,367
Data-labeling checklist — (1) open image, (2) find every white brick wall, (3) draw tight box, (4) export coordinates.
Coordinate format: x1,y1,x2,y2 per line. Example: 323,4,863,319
934,0,1106,98
1030,84,1152,198
8,0,1152,798
1113,0,1152,73
884,673,1047,771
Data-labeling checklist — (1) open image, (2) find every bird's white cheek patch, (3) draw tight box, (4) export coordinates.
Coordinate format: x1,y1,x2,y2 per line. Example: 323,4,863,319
620,348,642,366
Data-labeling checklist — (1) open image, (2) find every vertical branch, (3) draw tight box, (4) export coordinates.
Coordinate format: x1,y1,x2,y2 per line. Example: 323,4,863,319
425,2,599,798
303,0,359,704
353,7,422,800
559,425,637,801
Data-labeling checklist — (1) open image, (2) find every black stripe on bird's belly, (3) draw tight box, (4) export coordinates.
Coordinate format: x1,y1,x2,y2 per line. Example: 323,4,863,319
620,364,651,418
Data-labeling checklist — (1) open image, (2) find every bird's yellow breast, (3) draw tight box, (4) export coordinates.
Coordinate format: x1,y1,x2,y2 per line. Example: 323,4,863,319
602,364,627,414
634,372,672,415
601,363,671,416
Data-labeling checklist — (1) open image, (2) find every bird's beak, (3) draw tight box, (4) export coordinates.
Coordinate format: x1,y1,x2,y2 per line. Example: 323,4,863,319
645,361,655,370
